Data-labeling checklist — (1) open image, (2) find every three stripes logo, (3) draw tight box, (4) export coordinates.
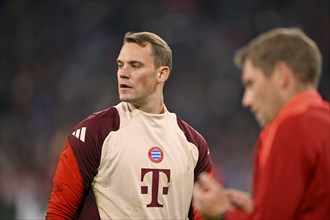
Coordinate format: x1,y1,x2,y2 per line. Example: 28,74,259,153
72,127,86,142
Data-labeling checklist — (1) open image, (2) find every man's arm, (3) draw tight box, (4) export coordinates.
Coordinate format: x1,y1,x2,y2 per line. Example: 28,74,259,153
46,140,84,219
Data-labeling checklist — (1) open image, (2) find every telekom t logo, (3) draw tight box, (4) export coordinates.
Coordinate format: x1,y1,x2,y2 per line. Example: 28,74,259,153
141,168,171,207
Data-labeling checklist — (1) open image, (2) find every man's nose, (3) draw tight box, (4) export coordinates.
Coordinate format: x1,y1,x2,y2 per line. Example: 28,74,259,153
242,91,251,108
118,67,130,78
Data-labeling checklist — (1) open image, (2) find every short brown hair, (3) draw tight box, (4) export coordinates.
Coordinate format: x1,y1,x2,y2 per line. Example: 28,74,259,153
234,27,322,86
123,32,172,71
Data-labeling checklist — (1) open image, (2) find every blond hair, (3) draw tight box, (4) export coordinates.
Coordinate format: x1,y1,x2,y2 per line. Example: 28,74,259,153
234,27,322,86
123,32,172,71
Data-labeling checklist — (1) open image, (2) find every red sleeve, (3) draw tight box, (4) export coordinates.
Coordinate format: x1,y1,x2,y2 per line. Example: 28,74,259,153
46,107,120,219
46,140,84,219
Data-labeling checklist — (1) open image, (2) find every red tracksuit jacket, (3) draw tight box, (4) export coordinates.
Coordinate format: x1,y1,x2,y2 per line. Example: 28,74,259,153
227,92,330,220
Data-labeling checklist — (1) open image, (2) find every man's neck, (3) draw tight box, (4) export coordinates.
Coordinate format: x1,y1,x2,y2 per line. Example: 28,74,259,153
130,98,165,114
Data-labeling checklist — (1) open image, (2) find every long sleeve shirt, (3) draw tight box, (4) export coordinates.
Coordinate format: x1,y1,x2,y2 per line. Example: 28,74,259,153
46,102,213,219
227,91,330,220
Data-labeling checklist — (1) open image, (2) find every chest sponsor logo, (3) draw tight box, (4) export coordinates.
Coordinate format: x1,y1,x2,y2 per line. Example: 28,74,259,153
148,146,164,163
141,168,171,207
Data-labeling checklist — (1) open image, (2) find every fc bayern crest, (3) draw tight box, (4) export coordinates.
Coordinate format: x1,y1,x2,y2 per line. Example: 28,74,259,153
148,146,164,163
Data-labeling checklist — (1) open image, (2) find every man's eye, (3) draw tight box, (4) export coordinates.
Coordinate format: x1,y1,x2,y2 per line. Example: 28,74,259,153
117,63,123,68
244,80,253,88
132,64,141,68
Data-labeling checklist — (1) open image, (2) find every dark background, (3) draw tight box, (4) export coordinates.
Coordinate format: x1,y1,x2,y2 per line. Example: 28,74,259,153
1,0,329,218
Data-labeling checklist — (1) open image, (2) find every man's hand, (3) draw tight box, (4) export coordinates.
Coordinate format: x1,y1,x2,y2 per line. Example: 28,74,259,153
193,173,254,219
193,173,232,219
226,188,254,213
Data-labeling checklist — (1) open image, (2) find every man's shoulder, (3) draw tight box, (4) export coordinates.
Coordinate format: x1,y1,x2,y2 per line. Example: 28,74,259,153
175,116,197,133
275,105,330,143
86,106,120,122
281,105,329,128
72,106,120,138
175,115,207,146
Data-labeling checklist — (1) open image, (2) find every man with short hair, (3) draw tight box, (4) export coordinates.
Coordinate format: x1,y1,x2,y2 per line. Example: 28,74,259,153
47,31,214,219
193,27,330,220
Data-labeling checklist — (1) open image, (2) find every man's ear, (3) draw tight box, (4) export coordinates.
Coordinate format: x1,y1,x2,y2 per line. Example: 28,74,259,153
273,61,292,89
158,66,170,83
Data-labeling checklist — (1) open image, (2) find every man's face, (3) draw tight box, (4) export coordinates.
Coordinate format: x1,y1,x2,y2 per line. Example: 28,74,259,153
241,60,281,128
116,42,160,107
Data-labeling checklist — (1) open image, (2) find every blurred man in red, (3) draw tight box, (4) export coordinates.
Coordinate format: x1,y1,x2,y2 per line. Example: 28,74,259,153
193,27,330,220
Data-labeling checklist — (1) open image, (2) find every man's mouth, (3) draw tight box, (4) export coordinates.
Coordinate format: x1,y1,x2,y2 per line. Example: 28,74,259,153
120,83,132,88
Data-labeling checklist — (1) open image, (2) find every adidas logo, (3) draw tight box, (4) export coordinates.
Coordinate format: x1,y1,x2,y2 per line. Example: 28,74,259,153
72,127,86,142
